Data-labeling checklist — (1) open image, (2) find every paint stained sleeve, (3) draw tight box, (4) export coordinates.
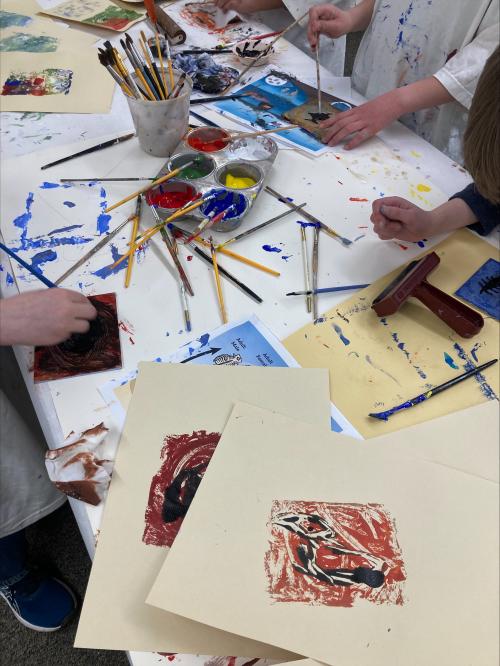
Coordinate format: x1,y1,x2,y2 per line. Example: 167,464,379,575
450,183,500,236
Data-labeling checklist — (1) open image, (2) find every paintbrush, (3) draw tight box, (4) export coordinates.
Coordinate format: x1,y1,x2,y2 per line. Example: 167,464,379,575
104,160,196,213
124,195,143,288
155,31,169,95
125,33,161,100
140,30,165,98
60,178,155,183
180,281,192,332
165,39,175,91
299,224,312,313
192,236,280,277
98,51,135,98
311,223,320,320
170,225,263,303
41,133,134,170
315,40,322,114
181,48,232,54
120,37,156,100
190,93,249,105
54,215,135,285
264,186,352,247
183,204,237,244
221,30,282,49
169,72,187,99
210,237,227,323
222,125,298,142
218,204,306,248
369,359,498,421
0,242,56,288
286,284,370,296
155,208,194,296
189,110,220,127
226,10,309,91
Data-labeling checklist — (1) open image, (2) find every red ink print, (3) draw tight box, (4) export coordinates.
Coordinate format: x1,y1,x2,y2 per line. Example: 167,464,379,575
265,500,406,607
143,430,221,548
349,197,369,202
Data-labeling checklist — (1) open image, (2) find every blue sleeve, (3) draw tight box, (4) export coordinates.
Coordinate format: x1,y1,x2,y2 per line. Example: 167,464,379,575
449,183,500,236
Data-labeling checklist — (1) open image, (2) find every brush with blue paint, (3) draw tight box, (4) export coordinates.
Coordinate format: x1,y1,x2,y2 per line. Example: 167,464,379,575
286,284,370,295
369,359,498,421
0,242,56,288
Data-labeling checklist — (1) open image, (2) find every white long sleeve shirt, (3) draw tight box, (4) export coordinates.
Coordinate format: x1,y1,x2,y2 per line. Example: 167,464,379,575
352,0,499,161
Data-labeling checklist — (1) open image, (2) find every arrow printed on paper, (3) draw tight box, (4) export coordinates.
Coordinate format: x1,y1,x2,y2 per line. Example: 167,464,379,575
180,347,222,363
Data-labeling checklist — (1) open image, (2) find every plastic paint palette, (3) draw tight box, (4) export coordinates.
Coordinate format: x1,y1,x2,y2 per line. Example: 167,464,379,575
151,126,278,233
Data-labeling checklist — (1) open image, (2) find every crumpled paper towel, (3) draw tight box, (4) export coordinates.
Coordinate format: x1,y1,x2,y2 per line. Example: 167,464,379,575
45,423,113,506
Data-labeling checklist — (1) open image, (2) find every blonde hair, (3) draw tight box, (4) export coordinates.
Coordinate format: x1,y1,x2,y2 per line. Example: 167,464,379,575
463,46,500,204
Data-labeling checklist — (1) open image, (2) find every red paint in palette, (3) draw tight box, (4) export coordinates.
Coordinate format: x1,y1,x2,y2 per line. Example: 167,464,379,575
147,182,197,210
187,127,231,153
142,430,221,548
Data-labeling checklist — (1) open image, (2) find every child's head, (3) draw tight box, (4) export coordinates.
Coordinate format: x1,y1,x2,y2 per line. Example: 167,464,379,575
463,47,500,204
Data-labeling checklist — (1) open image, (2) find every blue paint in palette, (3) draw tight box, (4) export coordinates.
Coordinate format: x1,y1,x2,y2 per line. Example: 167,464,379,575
200,188,247,219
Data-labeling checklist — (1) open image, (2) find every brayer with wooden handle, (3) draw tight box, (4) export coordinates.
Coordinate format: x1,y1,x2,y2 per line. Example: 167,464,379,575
371,251,484,338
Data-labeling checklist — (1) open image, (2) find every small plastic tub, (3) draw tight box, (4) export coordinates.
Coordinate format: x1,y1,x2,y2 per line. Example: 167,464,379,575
215,162,264,190
186,127,231,153
168,152,216,180
200,188,248,233
331,100,353,112
146,181,198,216
232,39,274,67
226,135,277,162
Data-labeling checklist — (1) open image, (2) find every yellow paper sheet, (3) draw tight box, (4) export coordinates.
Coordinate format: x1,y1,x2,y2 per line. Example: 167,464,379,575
75,363,330,654
284,229,499,438
0,48,115,113
148,402,499,666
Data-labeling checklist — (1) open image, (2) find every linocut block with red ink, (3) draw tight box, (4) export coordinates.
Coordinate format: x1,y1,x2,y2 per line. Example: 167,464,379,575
265,499,406,607
143,430,220,548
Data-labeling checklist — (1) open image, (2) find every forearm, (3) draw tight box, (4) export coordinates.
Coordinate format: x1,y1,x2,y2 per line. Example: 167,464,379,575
394,76,454,115
347,0,376,32
428,199,477,234
249,0,284,10
0,300,20,346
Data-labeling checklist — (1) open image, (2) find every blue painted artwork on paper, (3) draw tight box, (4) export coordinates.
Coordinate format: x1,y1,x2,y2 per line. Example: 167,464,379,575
455,258,500,320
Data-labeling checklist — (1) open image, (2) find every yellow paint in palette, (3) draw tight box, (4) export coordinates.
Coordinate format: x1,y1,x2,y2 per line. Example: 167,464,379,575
225,173,256,189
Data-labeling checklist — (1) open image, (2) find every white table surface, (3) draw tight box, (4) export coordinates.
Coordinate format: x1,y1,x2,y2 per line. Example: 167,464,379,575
0,3,474,665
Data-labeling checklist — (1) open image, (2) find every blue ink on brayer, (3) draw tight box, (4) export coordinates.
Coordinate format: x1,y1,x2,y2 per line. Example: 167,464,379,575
443,352,458,370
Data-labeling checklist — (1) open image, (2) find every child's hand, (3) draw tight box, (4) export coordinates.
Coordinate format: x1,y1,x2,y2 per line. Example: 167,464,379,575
308,4,353,47
320,90,403,149
0,289,97,347
215,0,265,13
371,197,436,241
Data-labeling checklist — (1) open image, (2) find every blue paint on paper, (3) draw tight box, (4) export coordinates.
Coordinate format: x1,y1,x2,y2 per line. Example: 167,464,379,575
0,264,3,271
455,258,500,320
92,244,128,279
296,220,320,228
198,333,210,347
417,240,425,248
155,357,162,362
13,192,34,247
48,224,83,236
470,342,481,363
353,234,365,242
332,323,350,346
331,417,343,432
39,181,60,189
63,201,76,208
6,272,14,285
390,331,427,379
262,245,282,253
443,352,458,370
97,186,111,235
453,342,497,400
30,249,57,273
281,254,292,261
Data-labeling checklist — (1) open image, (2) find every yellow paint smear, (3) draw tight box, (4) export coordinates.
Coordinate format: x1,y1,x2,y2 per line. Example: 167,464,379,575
417,183,431,192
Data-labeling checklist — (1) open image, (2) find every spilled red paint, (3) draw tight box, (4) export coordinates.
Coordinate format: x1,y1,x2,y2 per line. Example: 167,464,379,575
349,197,369,202
265,499,406,607
118,319,134,335
186,255,193,261
397,243,408,250
143,430,221,548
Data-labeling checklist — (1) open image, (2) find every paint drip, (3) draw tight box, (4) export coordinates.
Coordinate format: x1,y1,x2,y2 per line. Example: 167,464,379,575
200,188,247,219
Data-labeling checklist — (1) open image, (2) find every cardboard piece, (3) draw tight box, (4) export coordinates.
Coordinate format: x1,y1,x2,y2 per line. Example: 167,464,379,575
148,402,499,666
284,229,500,438
75,363,330,653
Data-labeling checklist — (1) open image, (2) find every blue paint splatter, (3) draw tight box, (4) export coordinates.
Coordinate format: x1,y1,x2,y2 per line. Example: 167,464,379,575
315,316,327,324
281,255,292,261
296,220,320,228
48,224,83,236
39,181,60,189
390,331,427,378
470,343,481,363
97,186,112,235
443,352,458,370
262,244,282,253
331,417,343,432
6,272,14,285
380,317,388,326
13,192,34,248
198,333,210,347
453,342,497,400
63,201,76,208
92,244,128,279
417,240,425,248
30,249,57,273
155,357,162,362
332,323,350,346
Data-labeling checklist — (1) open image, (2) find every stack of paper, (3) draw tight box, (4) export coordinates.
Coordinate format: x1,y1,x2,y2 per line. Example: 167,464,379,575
76,361,499,665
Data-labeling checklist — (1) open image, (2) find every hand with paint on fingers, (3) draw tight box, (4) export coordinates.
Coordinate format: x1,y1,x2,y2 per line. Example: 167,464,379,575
0,289,97,347
371,196,479,241
307,4,353,47
320,89,404,149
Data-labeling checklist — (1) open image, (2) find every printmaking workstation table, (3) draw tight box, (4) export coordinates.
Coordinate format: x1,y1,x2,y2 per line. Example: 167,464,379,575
0,3,475,665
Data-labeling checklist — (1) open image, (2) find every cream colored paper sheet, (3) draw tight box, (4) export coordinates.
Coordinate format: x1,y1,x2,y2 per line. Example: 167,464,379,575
75,363,330,654
0,49,114,113
39,0,144,32
149,402,499,666
284,229,499,438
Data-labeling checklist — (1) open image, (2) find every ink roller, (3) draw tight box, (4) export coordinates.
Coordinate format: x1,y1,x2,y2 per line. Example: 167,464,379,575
147,3,186,44
371,251,484,338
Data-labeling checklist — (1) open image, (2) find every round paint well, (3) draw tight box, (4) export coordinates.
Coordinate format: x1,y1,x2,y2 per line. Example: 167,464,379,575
186,127,231,153
168,152,216,180
331,101,352,112
200,188,248,233
146,181,198,215
226,135,277,162
215,162,263,190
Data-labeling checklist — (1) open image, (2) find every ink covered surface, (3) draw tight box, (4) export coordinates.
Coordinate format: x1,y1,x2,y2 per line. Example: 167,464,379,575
75,363,331,653
284,229,500,438
148,402,499,666
455,258,500,320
